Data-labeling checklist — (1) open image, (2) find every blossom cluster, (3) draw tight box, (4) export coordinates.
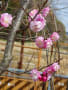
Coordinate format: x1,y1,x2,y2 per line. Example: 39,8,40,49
30,63,60,82
0,7,60,83
0,13,12,27
35,32,60,48
29,7,49,32
29,7,60,49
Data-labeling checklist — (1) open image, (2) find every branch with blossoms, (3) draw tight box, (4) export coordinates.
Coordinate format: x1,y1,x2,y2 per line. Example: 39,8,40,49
30,63,60,82
0,0,61,79
24,0,61,83
0,0,49,74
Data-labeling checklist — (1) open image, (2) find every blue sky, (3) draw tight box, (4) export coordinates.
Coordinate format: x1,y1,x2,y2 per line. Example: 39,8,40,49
51,0,68,32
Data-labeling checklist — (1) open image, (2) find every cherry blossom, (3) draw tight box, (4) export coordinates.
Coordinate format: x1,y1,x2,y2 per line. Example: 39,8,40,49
0,13,12,27
35,36,44,48
28,9,38,22
35,14,46,27
30,69,40,81
50,32,60,42
30,63,60,82
44,38,53,48
41,7,50,17
30,14,46,32
51,63,60,72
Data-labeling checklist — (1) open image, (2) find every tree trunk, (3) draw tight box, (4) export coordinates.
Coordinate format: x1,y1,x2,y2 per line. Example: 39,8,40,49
0,0,30,75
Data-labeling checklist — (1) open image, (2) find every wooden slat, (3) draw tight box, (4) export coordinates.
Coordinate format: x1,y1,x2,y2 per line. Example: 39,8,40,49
7,80,22,90
55,78,68,90
6,79,18,90
0,79,13,87
11,81,23,90
0,75,68,90
0,42,39,50
0,78,13,90
54,77,62,85
18,81,31,90
14,80,30,90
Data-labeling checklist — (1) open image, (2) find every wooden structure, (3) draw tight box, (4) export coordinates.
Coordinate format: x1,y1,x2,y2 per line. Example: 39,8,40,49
0,41,68,90
0,76,68,90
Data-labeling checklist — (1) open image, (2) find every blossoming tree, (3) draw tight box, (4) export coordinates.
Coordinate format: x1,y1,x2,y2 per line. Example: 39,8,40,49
0,1,61,88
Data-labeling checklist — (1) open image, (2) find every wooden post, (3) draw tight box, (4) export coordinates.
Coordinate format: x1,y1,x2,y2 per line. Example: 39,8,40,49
37,49,42,70
18,30,25,69
34,81,37,90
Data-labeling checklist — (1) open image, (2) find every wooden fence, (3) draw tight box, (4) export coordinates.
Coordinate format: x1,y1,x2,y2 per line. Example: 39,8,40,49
0,41,68,90
0,76,68,90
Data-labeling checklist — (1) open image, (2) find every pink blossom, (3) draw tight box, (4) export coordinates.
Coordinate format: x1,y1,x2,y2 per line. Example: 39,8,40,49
30,14,46,32
44,66,53,80
44,66,53,74
41,7,50,17
30,69,40,81
35,14,46,27
51,63,60,72
30,63,60,81
0,13,12,27
42,76,47,82
30,21,44,32
35,36,44,48
38,74,47,82
50,32,60,42
42,72,47,81
44,63,60,80
38,75,43,81
39,72,47,82
47,74,52,80
43,71,47,76
44,38,53,48
28,9,38,22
